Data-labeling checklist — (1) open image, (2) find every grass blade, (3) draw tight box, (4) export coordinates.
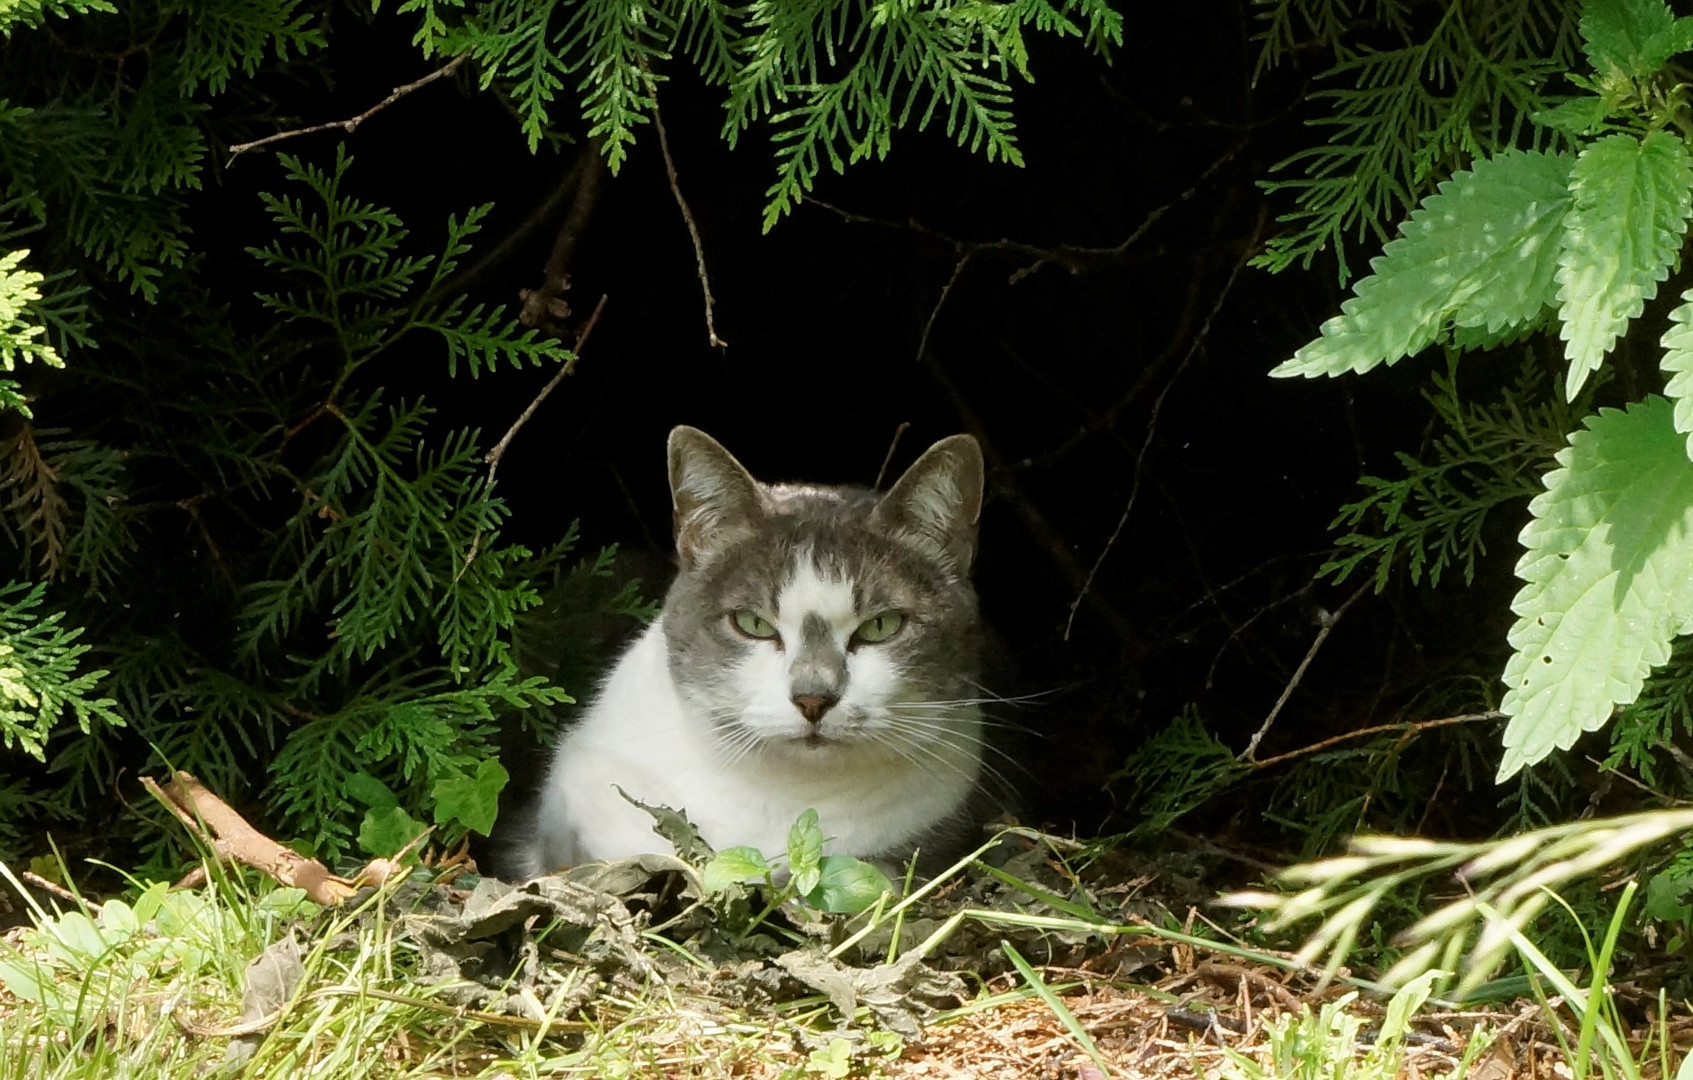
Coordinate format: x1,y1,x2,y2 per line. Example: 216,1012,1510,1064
1001,938,1113,1079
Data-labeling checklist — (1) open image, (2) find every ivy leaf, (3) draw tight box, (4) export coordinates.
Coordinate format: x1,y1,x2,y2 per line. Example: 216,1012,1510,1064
803,855,893,914
1658,290,1693,461
1578,0,1693,78
787,807,824,897
1556,131,1693,400
1273,150,1575,379
1499,396,1693,780
431,758,508,835
703,846,769,893
359,804,428,857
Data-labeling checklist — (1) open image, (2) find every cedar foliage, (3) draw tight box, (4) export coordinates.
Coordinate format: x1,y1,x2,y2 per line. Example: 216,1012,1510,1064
0,0,1116,866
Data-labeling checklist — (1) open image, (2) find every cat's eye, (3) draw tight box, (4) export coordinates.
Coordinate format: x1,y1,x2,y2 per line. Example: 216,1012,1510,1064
853,611,905,644
731,609,779,640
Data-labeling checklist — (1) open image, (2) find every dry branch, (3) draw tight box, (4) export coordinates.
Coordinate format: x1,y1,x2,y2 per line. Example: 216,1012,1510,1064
228,56,468,160
143,770,359,905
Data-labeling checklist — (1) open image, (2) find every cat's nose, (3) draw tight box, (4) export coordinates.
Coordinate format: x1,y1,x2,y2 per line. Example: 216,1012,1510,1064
792,693,838,724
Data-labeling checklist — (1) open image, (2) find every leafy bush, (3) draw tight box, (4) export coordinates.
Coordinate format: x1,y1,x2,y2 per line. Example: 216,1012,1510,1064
1273,0,1693,782
0,0,1119,867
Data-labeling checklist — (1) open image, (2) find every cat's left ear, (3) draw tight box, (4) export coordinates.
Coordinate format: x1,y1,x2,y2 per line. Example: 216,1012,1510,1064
669,426,765,567
871,434,984,573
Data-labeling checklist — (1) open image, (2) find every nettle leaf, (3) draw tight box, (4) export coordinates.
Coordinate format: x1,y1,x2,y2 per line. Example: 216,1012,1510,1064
1499,396,1693,780
1578,0,1693,78
1531,95,1611,138
803,855,893,914
1658,290,1693,460
787,807,824,897
703,846,769,893
431,758,508,835
1556,130,1693,400
1273,150,1574,379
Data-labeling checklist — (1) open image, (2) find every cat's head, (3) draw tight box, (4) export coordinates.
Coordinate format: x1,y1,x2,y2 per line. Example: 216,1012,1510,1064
660,426,984,765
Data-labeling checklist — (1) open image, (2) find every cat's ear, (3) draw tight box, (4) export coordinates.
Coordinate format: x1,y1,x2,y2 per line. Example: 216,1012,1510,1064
668,426,764,567
871,434,984,573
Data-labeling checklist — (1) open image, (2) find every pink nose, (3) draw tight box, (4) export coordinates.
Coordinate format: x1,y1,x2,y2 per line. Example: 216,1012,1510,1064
792,694,837,724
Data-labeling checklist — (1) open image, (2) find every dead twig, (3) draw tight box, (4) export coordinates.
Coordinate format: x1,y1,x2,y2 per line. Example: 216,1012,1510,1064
456,295,607,580
487,294,606,477
431,153,591,303
650,85,726,349
142,771,359,905
1064,207,1265,640
228,55,468,160
873,421,911,490
1248,710,1504,770
1238,581,1373,761
519,138,606,337
21,870,99,912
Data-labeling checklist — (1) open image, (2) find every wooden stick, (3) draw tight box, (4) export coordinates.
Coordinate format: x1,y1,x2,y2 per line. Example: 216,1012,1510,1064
143,771,358,905
228,56,468,160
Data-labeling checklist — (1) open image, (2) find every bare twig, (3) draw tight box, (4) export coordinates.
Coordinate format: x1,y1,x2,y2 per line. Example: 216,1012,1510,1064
456,295,607,579
873,422,911,489
807,143,1242,283
1064,208,1265,640
430,153,591,303
519,138,606,336
1248,711,1502,771
486,294,606,478
142,771,359,905
915,255,972,363
21,870,100,912
1237,582,1375,762
227,55,468,160
650,88,726,349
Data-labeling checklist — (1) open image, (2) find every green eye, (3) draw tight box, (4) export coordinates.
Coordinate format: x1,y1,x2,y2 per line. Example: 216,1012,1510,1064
854,611,905,644
732,610,778,639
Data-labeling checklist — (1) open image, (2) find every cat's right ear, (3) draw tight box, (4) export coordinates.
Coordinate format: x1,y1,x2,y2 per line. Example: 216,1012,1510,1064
668,426,764,567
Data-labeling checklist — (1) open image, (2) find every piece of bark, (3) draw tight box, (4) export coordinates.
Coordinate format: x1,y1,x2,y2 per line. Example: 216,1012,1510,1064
143,770,359,905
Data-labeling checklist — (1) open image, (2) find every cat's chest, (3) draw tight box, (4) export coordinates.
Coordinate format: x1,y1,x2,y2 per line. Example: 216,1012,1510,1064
563,623,978,858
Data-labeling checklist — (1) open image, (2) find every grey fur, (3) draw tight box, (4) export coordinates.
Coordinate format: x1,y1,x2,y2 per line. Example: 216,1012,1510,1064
661,428,983,744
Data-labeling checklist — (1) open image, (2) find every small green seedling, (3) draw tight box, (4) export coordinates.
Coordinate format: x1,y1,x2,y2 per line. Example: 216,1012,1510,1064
702,808,893,919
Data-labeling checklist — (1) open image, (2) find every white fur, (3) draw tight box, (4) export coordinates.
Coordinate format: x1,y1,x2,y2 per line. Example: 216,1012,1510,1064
524,559,982,875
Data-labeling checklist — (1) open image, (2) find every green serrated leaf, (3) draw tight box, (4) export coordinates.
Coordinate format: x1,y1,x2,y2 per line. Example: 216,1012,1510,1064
1499,396,1693,779
1645,870,1693,923
1531,95,1611,137
1557,131,1693,400
1273,150,1575,379
431,758,508,835
788,807,823,896
1579,0,1690,78
358,804,427,857
1658,290,1693,460
703,846,770,893
803,855,893,914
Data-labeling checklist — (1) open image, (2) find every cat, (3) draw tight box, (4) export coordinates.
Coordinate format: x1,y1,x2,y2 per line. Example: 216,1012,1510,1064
514,425,991,878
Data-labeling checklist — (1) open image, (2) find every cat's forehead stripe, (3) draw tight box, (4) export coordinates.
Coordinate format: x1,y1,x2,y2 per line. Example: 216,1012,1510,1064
775,551,856,624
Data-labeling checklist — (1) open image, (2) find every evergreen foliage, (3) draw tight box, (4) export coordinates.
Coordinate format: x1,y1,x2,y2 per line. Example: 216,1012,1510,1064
1321,358,1575,591
0,581,120,762
404,0,1122,228
1275,0,1693,782
0,0,1123,868
1253,0,1582,281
